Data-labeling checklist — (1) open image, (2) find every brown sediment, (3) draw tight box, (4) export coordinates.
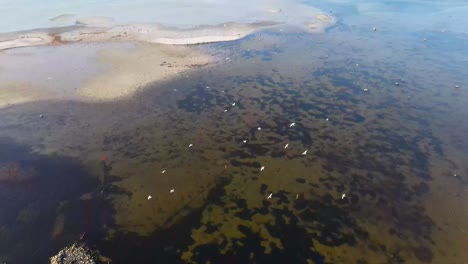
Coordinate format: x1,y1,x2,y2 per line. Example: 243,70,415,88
0,161,37,182
51,213,65,238
49,35,65,46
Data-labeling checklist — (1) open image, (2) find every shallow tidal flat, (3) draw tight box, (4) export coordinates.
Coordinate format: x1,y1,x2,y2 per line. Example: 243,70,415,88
1,0,468,263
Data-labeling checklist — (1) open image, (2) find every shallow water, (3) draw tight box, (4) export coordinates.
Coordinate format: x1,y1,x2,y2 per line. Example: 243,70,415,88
1,0,468,263
0,0,325,33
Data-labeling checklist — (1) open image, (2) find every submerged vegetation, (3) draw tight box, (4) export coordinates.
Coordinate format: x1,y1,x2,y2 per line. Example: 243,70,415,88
0,0,467,263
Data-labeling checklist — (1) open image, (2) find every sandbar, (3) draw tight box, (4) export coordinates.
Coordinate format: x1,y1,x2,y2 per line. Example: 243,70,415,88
0,0,335,51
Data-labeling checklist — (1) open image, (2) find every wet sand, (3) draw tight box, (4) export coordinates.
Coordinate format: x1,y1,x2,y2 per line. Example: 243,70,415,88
78,43,213,100
0,42,214,106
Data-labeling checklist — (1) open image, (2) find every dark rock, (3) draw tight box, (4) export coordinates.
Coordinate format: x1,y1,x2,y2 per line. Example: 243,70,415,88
50,243,108,264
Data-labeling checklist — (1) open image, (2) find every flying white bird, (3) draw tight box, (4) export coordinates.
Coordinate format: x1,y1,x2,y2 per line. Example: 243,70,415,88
289,122,295,127
147,195,152,200
188,144,193,148
267,193,273,199
284,143,289,149
260,166,265,171
342,193,346,199
161,170,166,174
170,189,175,194
302,150,308,155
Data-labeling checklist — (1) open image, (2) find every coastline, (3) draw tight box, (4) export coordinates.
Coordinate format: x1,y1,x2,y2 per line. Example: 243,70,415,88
0,41,214,106
0,0,336,51
0,0,335,105
0,17,334,51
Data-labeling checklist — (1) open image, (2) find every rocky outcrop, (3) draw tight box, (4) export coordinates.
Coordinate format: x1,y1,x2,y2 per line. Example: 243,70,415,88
50,243,107,264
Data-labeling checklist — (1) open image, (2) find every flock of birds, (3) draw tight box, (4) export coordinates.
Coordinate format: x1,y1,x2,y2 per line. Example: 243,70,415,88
145,100,348,202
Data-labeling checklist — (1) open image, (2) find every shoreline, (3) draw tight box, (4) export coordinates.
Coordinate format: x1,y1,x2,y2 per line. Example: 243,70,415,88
0,0,336,51
0,1,335,104
0,41,215,105
0,17,334,51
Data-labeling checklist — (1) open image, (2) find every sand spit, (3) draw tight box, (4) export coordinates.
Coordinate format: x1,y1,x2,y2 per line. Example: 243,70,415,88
57,22,276,45
0,21,286,51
